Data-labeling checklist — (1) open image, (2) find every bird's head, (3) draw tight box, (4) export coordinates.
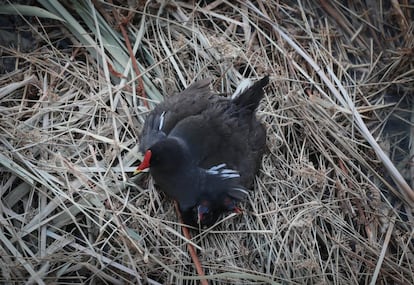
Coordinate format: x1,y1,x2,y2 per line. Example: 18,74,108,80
181,186,247,228
134,138,190,175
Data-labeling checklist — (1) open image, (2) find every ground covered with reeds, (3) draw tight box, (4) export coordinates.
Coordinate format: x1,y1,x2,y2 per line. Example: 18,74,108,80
0,1,413,284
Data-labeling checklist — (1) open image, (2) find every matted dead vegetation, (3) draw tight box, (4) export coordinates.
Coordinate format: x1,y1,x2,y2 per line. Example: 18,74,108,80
0,1,413,284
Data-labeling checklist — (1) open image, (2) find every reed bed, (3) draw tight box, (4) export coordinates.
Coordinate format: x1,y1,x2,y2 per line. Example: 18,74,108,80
0,1,413,284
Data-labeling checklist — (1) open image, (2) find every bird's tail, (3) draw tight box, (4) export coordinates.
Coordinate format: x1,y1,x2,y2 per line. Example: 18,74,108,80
232,75,269,112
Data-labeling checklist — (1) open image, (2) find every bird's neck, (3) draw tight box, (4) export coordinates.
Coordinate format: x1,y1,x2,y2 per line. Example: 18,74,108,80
150,163,201,206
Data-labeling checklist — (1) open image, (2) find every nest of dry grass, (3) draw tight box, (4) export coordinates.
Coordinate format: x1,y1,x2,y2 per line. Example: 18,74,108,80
0,1,413,284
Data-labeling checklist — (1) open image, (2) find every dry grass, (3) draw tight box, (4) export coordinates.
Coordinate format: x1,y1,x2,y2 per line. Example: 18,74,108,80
0,1,413,284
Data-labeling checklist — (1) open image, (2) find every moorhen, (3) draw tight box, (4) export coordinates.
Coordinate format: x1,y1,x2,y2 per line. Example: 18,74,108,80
135,76,269,227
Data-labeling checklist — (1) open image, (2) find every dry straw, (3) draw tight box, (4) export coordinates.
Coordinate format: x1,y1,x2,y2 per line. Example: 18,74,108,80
0,1,413,284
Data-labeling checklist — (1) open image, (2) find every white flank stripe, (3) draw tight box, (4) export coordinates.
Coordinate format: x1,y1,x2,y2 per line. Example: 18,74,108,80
232,187,249,195
208,163,226,172
220,173,240,179
158,111,166,131
221,169,239,174
207,163,240,179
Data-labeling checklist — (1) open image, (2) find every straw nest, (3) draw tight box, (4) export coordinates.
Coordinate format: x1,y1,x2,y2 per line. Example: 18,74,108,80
0,1,413,284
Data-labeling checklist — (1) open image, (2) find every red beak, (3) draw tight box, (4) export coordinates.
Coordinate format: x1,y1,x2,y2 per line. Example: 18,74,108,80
133,150,152,175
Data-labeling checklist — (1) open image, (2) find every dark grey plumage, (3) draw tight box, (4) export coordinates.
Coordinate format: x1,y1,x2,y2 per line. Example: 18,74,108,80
137,76,268,227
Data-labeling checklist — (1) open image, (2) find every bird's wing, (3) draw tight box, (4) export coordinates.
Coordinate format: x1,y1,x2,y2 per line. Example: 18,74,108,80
167,102,246,167
139,79,212,152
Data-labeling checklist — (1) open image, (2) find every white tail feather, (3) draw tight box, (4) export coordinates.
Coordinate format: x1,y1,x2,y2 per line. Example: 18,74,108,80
231,78,253,100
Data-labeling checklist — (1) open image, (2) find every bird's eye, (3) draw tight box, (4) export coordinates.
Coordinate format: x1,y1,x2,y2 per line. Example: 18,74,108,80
148,152,161,165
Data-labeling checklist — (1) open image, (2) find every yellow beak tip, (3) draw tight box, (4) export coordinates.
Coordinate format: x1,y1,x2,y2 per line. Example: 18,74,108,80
133,169,141,175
